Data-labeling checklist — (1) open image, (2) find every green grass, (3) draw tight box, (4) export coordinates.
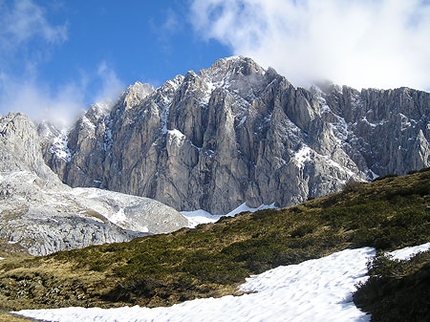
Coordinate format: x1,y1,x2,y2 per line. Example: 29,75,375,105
0,168,430,311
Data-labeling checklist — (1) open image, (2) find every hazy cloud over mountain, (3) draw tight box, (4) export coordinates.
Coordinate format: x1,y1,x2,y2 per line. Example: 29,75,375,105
190,0,430,91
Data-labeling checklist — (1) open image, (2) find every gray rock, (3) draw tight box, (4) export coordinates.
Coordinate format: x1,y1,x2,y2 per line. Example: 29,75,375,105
0,113,189,256
42,57,430,215
0,171,188,256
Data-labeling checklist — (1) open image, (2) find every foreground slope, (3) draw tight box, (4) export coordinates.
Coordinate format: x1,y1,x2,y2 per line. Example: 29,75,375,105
15,244,430,322
0,168,429,311
43,56,430,214
15,247,376,322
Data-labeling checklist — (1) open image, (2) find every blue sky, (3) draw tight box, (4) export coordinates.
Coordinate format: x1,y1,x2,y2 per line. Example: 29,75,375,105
1,0,430,126
23,1,229,90
0,0,231,125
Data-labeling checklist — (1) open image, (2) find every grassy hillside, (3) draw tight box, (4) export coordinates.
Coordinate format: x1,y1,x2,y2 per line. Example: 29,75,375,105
0,169,430,316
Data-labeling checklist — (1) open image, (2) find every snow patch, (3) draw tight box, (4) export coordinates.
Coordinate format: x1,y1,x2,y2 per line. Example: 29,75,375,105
362,116,387,128
109,208,127,225
328,114,349,143
168,129,186,140
160,104,170,134
49,131,72,162
225,203,277,217
182,203,277,228
389,242,430,261
158,77,183,134
294,145,312,168
167,129,186,147
181,209,217,227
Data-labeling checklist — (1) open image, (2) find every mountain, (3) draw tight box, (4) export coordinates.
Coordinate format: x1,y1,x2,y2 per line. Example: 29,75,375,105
42,56,430,215
0,113,189,256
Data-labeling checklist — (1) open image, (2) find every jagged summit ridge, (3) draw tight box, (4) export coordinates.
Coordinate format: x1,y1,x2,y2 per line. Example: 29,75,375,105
120,81,155,110
42,56,430,215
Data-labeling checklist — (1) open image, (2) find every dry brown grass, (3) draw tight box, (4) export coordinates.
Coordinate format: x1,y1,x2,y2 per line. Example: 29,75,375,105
0,312,39,321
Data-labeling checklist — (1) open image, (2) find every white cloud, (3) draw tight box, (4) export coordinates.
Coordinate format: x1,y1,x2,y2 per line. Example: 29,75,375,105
0,75,85,128
0,0,67,48
0,62,125,129
190,0,430,91
162,8,180,33
95,61,125,105
0,0,74,127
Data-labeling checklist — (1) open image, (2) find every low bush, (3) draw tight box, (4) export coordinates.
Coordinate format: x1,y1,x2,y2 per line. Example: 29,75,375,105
354,250,430,322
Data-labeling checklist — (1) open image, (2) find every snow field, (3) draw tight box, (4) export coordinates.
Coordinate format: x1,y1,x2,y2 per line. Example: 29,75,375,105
17,243,430,322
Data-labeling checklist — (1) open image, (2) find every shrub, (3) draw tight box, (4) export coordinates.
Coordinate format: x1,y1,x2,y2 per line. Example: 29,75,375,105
373,173,398,181
342,178,363,193
354,250,430,322
290,223,317,238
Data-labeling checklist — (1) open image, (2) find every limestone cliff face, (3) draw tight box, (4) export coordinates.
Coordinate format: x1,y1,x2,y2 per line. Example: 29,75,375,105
323,86,430,175
0,113,189,256
43,57,430,215
0,113,60,186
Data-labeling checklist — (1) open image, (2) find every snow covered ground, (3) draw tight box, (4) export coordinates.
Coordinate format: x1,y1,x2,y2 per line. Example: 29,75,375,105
16,242,430,322
182,203,277,227
389,242,430,260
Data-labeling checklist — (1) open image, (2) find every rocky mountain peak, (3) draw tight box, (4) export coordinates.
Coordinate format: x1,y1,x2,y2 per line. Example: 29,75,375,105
0,113,61,186
197,56,270,98
200,56,265,79
120,81,154,109
40,57,430,215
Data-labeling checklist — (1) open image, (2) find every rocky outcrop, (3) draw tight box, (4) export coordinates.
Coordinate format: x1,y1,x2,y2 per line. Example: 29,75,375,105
322,86,430,175
42,57,430,215
0,113,61,185
0,113,189,256
0,170,188,256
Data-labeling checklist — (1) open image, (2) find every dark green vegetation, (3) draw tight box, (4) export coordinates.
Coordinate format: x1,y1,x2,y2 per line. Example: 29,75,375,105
354,249,430,322
0,169,430,314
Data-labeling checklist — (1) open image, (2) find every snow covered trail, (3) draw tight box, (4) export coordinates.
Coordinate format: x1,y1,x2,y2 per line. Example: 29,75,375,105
15,243,430,322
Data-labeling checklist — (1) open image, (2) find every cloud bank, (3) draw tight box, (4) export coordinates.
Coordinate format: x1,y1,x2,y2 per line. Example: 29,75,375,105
0,61,124,128
190,0,430,91
0,0,67,48
0,74,84,128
